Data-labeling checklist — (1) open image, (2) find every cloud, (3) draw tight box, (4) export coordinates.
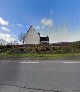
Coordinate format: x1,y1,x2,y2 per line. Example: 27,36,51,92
0,33,17,44
17,24,23,27
1,27,10,32
36,26,41,29
41,18,53,26
0,17,9,25
47,25,80,43
49,26,70,43
34,26,41,30
0,39,6,45
39,24,80,43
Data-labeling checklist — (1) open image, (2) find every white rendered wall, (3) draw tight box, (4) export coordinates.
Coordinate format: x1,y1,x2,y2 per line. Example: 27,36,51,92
24,26,40,44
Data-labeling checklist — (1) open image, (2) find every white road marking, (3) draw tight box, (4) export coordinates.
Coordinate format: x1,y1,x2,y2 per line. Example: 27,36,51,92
63,62,80,64
19,62,39,64
19,61,80,64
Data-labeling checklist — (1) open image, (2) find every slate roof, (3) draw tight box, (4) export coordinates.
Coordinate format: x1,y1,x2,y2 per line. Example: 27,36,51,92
40,37,49,41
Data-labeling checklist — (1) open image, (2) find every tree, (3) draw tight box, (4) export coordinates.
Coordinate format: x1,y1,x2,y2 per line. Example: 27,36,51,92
18,32,25,44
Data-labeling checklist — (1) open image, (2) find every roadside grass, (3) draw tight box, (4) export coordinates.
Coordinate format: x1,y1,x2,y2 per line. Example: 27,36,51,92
0,53,80,59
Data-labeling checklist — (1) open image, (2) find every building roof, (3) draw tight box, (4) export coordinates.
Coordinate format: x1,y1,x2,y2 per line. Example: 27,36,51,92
40,36,49,41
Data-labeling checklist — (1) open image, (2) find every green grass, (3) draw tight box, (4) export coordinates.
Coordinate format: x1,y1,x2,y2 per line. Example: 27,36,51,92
0,53,80,59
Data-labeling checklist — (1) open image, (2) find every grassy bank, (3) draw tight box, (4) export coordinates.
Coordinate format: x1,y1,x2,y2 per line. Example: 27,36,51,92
0,53,80,60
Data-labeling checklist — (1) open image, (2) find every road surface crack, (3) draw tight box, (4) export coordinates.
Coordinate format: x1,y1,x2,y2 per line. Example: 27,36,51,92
0,83,64,92
0,83,79,92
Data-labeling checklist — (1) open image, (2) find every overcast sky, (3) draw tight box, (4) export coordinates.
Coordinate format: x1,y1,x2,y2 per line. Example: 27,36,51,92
0,0,80,44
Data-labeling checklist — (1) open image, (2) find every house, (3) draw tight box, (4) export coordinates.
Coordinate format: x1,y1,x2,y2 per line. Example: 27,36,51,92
24,25,49,44
40,36,49,44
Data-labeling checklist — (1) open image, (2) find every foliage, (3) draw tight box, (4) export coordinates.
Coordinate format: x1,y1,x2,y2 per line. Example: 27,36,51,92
0,41,80,54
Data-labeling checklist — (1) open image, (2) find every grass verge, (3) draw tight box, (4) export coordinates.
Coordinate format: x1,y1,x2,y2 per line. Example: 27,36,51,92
0,53,80,60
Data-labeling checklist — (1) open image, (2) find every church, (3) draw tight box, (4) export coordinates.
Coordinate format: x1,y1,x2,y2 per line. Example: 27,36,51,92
24,26,49,44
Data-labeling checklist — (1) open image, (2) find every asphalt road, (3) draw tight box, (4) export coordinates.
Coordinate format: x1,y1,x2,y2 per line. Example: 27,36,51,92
0,60,80,92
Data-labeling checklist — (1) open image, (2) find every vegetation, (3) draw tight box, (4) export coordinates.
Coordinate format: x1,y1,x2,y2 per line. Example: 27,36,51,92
18,32,26,44
0,41,80,59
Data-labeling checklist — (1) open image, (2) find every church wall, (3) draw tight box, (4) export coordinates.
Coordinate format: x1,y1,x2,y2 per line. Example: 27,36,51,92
24,27,40,44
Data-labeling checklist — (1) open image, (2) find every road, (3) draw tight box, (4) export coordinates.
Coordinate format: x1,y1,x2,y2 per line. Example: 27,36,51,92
0,60,80,92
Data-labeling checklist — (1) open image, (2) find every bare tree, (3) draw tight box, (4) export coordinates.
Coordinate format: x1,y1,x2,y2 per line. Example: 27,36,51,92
18,32,25,44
